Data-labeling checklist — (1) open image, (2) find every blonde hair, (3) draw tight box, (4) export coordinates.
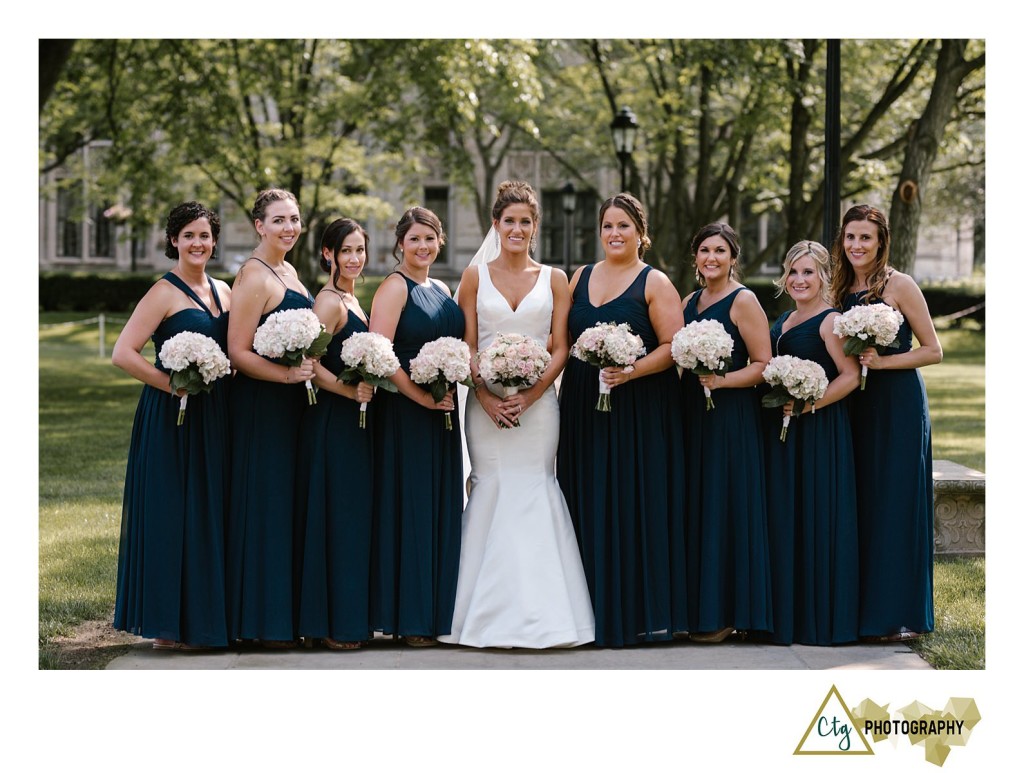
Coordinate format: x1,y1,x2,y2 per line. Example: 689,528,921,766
775,240,833,306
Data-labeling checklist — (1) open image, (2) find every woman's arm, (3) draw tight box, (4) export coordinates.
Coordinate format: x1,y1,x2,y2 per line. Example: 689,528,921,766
369,274,453,412
309,291,370,402
787,312,859,416
701,288,770,390
227,261,314,385
111,280,180,394
860,272,943,371
601,269,683,388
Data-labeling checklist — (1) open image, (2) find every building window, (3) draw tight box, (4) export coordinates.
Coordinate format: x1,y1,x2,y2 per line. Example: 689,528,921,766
91,203,115,258
424,186,451,265
540,189,598,268
56,183,81,259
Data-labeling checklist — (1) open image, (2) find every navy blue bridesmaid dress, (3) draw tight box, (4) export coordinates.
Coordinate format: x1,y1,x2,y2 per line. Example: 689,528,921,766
843,291,934,637
761,309,858,645
114,272,230,647
370,275,465,637
682,287,772,635
294,309,373,643
226,266,313,642
556,264,687,647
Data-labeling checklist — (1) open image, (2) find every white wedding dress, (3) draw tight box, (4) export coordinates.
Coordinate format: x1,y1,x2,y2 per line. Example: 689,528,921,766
439,263,595,648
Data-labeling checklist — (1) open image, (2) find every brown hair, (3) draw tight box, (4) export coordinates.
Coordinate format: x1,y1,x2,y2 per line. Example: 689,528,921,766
599,193,652,257
251,188,299,225
492,180,541,253
775,240,833,306
392,206,446,263
690,222,741,287
829,204,892,304
320,217,368,290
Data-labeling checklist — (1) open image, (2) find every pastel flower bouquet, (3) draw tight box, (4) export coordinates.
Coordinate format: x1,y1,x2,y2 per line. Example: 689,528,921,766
571,322,646,412
158,331,232,426
671,319,734,410
253,308,333,404
409,336,474,430
476,332,552,428
338,331,401,428
832,302,904,390
761,354,828,442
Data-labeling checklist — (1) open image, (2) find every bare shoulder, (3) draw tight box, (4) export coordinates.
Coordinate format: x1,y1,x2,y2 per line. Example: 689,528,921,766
549,265,569,289
681,289,696,307
734,286,766,312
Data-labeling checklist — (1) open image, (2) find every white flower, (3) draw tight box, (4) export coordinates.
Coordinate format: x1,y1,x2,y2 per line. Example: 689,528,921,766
253,308,326,360
409,336,472,387
478,332,551,388
340,332,401,380
671,319,734,372
763,355,829,403
158,332,231,384
832,303,903,348
571,322,646,369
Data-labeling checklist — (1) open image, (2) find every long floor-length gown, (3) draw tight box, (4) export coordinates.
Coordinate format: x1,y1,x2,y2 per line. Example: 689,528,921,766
114,272,230,647
438,264,595,648
370,274,465,638
557,264,687,648
682,287,772,635
843,290,934,637
294,309,373,643
761,309,858,645
226,263,313,642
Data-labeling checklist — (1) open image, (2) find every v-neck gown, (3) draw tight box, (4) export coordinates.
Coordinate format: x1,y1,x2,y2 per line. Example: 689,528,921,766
370,274,466,637
842,291,934,637
557,264,687,647
682,287,772,635
114,272,230,647
226,283,313,642
761,309,858,645
438,264,595,648
294,309,374,643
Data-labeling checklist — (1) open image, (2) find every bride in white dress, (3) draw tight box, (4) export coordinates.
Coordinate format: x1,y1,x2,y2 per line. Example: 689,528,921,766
439,180,595,648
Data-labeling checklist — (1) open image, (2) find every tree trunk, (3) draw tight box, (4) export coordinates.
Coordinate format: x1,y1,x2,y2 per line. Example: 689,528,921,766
888,40,984,273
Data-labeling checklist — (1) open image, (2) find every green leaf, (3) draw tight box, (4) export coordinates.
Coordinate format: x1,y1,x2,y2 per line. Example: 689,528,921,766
306,328,333,359
760,384,792,408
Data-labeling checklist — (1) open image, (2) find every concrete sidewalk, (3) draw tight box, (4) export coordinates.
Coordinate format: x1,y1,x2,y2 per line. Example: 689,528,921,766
107,633,931,670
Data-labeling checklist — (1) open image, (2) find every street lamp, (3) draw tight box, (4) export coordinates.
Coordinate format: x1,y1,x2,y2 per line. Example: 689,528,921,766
560,181,577,273
610,106,639,192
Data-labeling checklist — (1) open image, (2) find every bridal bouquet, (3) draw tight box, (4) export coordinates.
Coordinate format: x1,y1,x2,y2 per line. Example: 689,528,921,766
671,319,734,411
158,331,232,426
338,332,401,429
477,332,552,428
761,355,828,442
832,303,904,390
571,322,646,412
253,308,333,405
409,336,474,430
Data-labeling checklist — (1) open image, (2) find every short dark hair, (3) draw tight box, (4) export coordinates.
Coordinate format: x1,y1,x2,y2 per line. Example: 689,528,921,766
164,201,220,260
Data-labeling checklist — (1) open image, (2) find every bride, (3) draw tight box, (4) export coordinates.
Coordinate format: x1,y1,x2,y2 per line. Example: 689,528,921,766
438,180,595,648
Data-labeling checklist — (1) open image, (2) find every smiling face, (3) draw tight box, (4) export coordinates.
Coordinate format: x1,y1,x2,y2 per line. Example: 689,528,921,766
400,222,441,270
842,219,881,272
785,254,823,302
255,199,301,254
494,203,535,256
695,234,736,284
600,206,641,260
171,217,216,268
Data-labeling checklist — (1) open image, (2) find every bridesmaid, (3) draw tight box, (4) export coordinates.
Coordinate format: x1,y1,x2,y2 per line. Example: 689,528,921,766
761,241,860,645
831,204,942,642
369,207,465,647
681,222,772,643
556,193,688,648
294,218,375,650
225,189,315,648
112,201,231,650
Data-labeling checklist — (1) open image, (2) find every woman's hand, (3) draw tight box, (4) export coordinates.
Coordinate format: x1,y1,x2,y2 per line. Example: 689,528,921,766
497,384,542,425
477,386,515,428
285,357,316,384
354,382,375,404
600,365,636,389
698,373,723,391
857,346,884,371
420,388,455,412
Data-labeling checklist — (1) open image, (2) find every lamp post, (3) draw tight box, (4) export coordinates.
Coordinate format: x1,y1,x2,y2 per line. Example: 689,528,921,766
822,39,841,249
610,106,639,192
560,181,577,274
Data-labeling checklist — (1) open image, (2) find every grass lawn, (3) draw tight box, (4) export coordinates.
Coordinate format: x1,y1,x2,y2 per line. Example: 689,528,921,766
37,312,986,669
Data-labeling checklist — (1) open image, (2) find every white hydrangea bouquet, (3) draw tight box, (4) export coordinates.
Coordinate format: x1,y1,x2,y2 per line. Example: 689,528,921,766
761,355,829,442
253,308,333,405
477,332,552,428
338,332,401,429
158,331,232,426
671,319,734,411
832,302,904,390
409,336,474,430
571,322,646,412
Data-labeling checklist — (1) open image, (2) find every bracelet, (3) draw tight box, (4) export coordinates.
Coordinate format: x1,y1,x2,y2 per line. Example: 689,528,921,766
472,380,483,390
